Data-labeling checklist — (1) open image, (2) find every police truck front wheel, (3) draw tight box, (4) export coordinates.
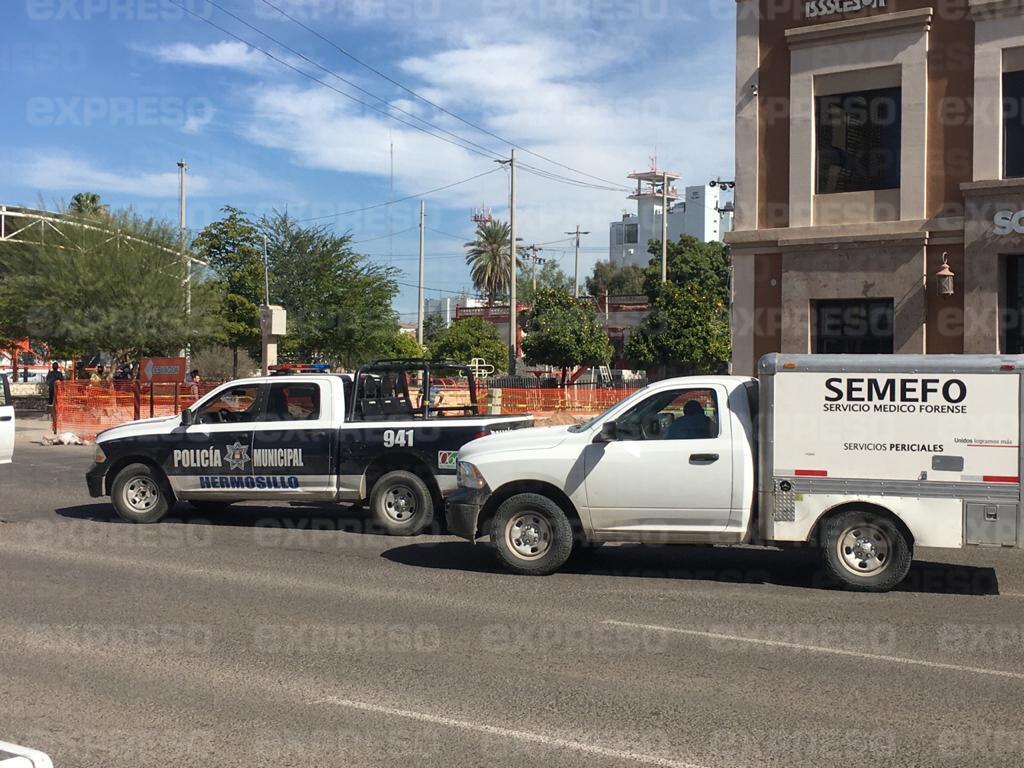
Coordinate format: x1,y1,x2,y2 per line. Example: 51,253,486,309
369,470,434,536
821,509,912,592
490,493,574,575
111,463,173,524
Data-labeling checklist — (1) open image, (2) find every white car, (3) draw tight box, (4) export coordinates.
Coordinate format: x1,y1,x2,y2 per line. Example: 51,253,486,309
0,375,14,464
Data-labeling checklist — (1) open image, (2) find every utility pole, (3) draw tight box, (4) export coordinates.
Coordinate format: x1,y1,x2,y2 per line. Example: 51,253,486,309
661,171,669,283
178,158,190,367
417,199,425,345
497,150,518,374
523,245,544,291
566,225,590,297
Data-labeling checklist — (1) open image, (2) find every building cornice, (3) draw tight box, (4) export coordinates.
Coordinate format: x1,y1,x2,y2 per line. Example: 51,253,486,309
785,7,933,49
725,217,964,253
969,0,1024,21
961,178,1024,196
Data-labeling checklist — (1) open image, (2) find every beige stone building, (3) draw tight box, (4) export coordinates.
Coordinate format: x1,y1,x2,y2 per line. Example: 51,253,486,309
727,0,1024,375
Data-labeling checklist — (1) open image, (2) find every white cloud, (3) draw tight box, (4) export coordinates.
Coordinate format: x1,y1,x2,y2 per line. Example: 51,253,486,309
182,109,214,134
8,151,281,204
146,41,271,73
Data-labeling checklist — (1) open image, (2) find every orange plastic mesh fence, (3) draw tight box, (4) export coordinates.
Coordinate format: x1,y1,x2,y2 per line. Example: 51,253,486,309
53,381,221,441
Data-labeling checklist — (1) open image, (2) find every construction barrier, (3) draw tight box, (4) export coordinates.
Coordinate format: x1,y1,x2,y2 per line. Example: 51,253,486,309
53,381,220,441
53,380,644,441
476,386,642,414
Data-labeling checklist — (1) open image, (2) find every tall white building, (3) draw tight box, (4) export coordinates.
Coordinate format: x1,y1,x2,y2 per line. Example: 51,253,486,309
609,167,734,268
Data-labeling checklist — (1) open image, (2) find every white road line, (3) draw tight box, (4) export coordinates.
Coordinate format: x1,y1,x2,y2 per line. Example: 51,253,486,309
313,696,708,768
604,620,1024,681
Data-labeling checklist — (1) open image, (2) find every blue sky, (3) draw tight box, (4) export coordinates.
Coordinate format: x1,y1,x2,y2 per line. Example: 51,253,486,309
3,0,736,319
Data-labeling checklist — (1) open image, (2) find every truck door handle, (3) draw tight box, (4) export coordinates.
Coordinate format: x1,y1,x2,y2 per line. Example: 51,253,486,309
0,415,12,422
690,453,719,464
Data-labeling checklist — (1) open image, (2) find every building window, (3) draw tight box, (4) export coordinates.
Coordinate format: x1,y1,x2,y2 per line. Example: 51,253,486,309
813,299,894,354
624,223,639,244
1004,71,1024,179
1004,256,1024,353
816,87,901,194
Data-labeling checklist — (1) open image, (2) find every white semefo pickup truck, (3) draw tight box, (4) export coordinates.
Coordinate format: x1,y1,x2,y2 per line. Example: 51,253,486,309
446,354,1024,591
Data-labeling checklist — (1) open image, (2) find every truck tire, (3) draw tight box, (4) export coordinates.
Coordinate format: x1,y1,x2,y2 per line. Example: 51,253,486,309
369,470,434,536
490,493,573,575
110,463,173,524
821,509,912,592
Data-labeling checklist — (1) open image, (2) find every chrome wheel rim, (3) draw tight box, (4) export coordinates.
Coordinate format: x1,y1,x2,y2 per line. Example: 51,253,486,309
122,476,160,514
383,484,417,523
837,523,891,577
505,511,552,561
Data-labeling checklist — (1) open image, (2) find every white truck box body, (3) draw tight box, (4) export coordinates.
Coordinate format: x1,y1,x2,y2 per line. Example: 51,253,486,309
759,355,1023,549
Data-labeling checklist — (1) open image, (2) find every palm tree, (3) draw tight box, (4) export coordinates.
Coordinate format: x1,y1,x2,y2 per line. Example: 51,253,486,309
464,220,522,304
67,192,109,218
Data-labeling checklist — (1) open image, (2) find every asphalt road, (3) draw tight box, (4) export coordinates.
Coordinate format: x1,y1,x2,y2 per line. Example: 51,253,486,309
2,426,1024,767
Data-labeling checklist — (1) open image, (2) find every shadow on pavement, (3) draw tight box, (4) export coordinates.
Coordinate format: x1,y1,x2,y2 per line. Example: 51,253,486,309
382,541,1001,596
54,501,449,537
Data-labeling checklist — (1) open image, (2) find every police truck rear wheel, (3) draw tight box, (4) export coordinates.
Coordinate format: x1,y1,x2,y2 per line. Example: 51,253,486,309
369,470,434,536
821,509,912,592
111,463,172,524
490,493,573,575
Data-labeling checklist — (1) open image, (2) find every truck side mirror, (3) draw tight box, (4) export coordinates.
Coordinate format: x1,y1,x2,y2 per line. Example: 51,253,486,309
180,409,194,427
593,421,618,443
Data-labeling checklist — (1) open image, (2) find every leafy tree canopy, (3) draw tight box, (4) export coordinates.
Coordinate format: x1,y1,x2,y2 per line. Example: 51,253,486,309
626,235,731,374
521,288,611,383
0,209,221,362
191,205,266,376
586,260,645,297
428,316,507,374
261,211,402,369
518,259,573,305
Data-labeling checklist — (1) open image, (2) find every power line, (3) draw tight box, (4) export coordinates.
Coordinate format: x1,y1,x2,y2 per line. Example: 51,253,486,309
259,0,631,190
294,168,502,223
201,0,521,165
180,1,628,194
168,0,505,163
350,225,418,244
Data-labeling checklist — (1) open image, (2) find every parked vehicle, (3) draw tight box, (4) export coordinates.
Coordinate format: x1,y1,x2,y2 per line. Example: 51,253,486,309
87,360,532,534
447,354,1024,591
0,374,13,464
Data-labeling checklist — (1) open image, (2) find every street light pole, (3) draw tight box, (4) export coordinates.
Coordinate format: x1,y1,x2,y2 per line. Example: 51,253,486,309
417,199,425,345
661,171,669,284
566,225,590,297
178,158,190,367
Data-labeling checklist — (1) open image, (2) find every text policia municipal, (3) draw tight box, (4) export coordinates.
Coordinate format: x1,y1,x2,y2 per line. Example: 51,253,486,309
171,447,305,469
823,377,969,414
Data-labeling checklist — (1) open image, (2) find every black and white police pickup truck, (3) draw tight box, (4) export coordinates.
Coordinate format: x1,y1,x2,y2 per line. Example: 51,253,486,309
86,360,531,534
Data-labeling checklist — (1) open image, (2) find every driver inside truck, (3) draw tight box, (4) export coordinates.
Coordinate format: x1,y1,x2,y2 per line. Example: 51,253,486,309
667,399,714,440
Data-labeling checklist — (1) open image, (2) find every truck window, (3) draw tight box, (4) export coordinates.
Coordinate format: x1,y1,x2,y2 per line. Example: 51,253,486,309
197,385,263,425
262,382,321,422
614,388,719,441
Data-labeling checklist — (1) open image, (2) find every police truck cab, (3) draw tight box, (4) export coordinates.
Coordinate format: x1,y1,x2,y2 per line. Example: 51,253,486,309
87,360,531,535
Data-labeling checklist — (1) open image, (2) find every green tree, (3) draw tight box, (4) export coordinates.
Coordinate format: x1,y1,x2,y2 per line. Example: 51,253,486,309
0,210,220,362
67,192,109,218
586,260,645,296
261,211,402,369
464,220,522,304
625,236,732,374
422,313,448,343
518,259,573,305
428,317,507,373
378,331,426,360
642,235,730,305
521,288,612,385
191,206,266,378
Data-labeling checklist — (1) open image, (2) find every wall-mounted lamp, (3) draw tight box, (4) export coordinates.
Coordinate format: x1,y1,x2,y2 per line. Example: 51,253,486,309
936,252,955,297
